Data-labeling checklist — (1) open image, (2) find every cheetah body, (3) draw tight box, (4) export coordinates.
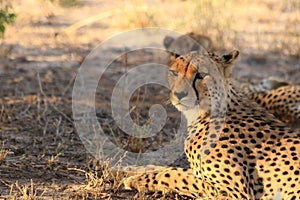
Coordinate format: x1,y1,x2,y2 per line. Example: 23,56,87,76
246,84,300,125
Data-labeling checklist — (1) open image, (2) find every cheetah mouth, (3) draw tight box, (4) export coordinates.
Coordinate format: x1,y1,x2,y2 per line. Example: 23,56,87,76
172,99,199,111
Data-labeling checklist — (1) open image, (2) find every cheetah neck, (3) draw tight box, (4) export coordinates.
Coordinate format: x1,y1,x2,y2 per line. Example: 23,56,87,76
225,83,281,120
181,96,213,126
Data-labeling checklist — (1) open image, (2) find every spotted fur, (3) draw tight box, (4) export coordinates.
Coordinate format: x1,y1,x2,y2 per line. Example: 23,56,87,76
246,84,300,125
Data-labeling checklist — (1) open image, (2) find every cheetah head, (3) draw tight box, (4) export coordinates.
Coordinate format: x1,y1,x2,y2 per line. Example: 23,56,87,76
168,49,239,123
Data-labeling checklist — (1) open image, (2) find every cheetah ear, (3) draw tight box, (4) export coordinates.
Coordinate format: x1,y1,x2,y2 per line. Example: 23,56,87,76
221,50,239,78
163,36,175,49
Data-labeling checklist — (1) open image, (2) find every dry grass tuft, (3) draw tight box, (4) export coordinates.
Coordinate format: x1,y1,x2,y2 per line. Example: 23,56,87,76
9,179,46,200
0,143,9,164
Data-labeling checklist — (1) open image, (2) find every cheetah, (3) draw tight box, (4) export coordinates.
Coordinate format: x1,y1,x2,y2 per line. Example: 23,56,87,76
124,49,300,199
239,77,291,95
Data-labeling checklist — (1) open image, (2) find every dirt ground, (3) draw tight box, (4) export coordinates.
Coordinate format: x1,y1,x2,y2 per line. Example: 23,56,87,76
0,0,299,199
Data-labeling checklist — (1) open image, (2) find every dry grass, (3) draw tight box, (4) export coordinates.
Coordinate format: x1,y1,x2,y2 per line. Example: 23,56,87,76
5,0,300,57
0,143,9,164
10,179,46,200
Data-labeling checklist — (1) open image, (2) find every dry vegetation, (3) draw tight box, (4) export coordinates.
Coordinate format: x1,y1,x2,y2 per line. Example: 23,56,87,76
0,0,299,199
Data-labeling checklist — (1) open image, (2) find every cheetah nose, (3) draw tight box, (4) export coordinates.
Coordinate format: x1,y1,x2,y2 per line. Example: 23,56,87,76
174,91,188,100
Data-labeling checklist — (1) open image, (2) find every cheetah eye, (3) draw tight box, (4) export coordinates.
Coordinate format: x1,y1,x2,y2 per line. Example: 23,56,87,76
195,72,207,80
170,70,178,77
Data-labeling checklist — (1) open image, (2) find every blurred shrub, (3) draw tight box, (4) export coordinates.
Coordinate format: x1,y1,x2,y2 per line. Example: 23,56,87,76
0,0,16,38
50,0,81,7
193,0,235,50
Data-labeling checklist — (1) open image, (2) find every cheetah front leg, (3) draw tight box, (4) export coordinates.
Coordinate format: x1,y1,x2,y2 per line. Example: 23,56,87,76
124,166,217,198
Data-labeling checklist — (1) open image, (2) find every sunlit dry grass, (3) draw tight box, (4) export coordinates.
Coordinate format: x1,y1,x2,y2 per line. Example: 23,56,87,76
7,0,299,56
9,179,46,200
